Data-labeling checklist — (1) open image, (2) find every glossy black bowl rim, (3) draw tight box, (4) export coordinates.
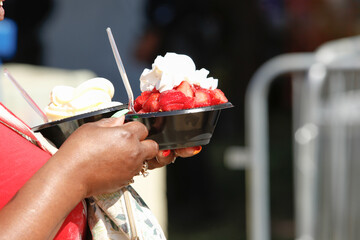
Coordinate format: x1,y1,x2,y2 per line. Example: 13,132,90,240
126,102,234,119
32,102,234,131
32,104,127,131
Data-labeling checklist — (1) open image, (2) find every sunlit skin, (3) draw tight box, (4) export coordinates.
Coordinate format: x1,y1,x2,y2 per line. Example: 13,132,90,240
0,4,202,238
0,116,202,239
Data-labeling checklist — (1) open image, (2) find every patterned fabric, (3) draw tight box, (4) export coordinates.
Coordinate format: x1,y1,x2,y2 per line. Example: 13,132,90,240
88,186,166,240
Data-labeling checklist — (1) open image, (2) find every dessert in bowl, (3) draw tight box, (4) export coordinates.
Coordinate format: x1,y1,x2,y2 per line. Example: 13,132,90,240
43,77,122,121
134,52,228,113
32,53,233,149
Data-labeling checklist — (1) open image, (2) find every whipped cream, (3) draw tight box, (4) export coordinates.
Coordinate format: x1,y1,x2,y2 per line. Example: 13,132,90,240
140,52,218,93
45,77,122,121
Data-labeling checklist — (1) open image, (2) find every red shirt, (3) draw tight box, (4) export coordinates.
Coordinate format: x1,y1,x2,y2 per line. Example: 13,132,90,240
0,103,87,239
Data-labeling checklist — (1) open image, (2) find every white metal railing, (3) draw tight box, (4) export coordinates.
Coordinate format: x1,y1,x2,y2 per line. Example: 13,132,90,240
238,34,360,240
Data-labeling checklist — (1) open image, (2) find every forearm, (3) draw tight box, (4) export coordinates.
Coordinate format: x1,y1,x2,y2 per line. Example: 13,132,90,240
0,118,161,239
0,155,85,240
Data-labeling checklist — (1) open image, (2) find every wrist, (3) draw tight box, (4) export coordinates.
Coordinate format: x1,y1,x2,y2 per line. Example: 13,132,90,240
47,152,88,201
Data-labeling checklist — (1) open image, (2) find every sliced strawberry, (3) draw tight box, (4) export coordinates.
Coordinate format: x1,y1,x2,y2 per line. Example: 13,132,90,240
140,90,152,101
175,81,194,98
162,103,184,111
183,97,195,109
210,89,228,105
137,109,147,114
142,92,160,112
152,88,160,93
194,89,211,108
134,91,152,111
193,84,201,90
134,102,142,112
159,90,187,107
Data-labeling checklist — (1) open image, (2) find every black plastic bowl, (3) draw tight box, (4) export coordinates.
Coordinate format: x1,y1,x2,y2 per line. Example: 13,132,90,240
32,102,233,150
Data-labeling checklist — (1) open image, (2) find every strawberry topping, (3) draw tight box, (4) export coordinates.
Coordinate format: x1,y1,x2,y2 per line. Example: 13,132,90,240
194,89,212,108
142,92,160,112
175,81,195,98
209,89,228,105
134,81,228,113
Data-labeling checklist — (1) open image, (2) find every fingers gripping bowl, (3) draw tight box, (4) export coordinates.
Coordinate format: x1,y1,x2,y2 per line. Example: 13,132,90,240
33,52,233,149
32,102,233,150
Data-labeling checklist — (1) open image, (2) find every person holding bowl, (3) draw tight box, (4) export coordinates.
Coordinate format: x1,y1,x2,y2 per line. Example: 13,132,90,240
0,3,201,239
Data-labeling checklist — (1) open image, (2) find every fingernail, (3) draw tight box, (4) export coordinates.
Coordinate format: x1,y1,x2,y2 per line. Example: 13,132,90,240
193,146,202,155
111,109,129,118
161,150,171,157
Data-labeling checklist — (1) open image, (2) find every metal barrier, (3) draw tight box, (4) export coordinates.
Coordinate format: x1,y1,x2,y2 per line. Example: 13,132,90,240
244,35,360,240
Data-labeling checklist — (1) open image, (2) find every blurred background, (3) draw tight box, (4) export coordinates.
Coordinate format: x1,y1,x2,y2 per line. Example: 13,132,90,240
1,0,360,239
